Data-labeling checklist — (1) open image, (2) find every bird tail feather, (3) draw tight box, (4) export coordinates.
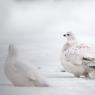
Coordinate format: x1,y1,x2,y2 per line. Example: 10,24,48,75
8,44,17,56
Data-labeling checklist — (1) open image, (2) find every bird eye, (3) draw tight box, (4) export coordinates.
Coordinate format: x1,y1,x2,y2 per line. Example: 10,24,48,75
63,34,66,36
67,34,70,36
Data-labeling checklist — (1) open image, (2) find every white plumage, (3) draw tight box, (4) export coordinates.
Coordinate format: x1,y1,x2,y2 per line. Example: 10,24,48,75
4,44,49,86
61,32,95,78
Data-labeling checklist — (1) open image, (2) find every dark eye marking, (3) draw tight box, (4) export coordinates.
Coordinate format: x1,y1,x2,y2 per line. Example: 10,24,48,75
67,34,70,36
63,34,66,36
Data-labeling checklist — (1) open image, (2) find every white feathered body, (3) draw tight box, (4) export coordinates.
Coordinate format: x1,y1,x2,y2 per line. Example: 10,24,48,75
61,42,94,77
5,45,49,86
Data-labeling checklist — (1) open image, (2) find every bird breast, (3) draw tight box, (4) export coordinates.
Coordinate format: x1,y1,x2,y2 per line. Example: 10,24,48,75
63,47,81,63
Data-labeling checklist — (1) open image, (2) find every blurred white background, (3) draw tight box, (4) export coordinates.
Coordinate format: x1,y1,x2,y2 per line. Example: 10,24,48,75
1,0,95,86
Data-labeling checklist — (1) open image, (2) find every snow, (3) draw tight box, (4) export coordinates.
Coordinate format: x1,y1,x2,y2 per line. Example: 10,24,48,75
1,73,95,95
0,0,95,95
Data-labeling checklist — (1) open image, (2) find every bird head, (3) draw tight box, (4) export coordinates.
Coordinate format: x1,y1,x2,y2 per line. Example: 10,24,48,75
63,32,76,41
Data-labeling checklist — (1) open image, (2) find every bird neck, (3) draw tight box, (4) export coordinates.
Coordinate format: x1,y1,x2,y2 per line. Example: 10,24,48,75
63,40,77,51
67,39,77,45
67,34,76,42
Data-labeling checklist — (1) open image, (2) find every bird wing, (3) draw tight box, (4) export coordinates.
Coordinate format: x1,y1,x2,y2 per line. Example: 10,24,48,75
80,47,95,58
77,45,95,66
76,42,95,57
63,42,95,65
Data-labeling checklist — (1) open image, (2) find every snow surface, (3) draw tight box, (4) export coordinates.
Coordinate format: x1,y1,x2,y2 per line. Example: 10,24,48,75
0,0,95,95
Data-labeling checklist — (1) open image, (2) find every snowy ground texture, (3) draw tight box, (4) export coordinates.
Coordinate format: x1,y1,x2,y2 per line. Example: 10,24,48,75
1,0,95,95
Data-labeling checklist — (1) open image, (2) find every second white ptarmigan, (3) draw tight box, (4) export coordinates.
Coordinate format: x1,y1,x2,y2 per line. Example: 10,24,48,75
5,44,49,86
61,32,95,78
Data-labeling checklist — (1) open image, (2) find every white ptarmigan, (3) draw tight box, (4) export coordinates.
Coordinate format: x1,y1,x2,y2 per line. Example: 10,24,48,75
61,32,95,78
4,44,49,86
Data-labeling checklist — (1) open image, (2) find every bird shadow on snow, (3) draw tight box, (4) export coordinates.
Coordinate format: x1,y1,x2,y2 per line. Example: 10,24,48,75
47,73,95,80
0,76,95,87
47,74,75,79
